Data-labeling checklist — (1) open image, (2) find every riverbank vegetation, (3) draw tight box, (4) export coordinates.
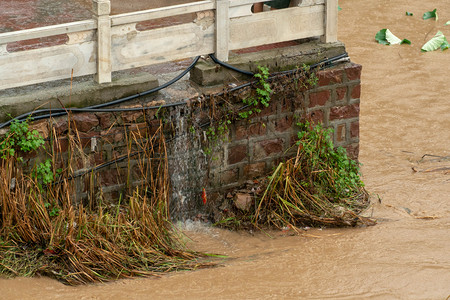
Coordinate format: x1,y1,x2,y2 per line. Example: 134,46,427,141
0,119,210,285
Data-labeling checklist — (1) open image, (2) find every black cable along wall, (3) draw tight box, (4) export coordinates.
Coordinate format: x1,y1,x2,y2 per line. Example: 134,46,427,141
1,52,350,183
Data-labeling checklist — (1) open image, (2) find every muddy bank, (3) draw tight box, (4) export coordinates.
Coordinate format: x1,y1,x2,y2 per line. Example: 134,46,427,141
0,0,449,299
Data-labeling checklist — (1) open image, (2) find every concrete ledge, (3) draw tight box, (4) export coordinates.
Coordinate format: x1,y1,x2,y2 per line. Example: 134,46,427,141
0,71,159,122
190,41,346,86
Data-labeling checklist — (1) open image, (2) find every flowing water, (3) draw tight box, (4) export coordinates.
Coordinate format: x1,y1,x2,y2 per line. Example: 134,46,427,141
1,0,450,298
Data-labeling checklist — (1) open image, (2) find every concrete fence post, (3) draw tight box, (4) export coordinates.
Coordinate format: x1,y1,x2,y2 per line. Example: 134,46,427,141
321,0,338,43
216,0,230,61
93,0,112,83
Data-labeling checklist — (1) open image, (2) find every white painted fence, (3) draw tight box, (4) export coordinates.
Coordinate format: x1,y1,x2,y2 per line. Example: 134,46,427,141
0,0,337,90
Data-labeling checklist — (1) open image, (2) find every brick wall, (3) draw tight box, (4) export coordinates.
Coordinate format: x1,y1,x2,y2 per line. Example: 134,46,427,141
13,62,361,220
209,63,361,184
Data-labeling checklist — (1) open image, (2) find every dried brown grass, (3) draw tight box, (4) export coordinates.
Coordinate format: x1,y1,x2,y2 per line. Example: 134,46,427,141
0,119,212,285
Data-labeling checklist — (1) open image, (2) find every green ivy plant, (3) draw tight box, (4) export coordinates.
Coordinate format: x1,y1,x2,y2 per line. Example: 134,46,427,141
239,65,272,119
0,119,45,160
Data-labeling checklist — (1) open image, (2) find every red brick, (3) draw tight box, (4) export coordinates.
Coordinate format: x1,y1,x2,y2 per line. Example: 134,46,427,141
275,116,293,132
228,144,247,165
122,109,144,123
221,168,239,185
336,124,346,142
329,104,360,120
350,121,359,138
258,103,277,117
236,122,267,140
101,128,124,144
307,109,324,124
99,169,123,187
317,69,343,86
149,119,162,135
336,87,347,101
351,85,361,99
243,162,266,178
71,113,99,132
128,122,149,137
344,144,359,160
255,139,283,159
345,64,362,81
54,119,69,135
96,113,115,130
309,90,331,107
53,137,69,153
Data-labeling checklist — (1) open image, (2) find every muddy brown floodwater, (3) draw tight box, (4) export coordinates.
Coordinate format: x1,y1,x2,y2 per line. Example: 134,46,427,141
1,0,449,299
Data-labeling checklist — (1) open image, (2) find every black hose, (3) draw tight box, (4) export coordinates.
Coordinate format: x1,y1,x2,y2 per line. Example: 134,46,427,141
209,54,255,76
210,52,349,77
0,56,201,129
47,53,350,183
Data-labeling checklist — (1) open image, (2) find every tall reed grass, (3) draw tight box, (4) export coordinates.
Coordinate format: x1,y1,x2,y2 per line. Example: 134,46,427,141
0,118,211,285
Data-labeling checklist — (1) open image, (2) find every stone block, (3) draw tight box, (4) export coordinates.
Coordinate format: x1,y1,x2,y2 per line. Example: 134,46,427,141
254,138,283,160
350,121,359,138
71,113,99,132
234,193,253,211
317,68,343,86
344,143,359,160
329,103,359,120
275,115,293,132
190,41,346,87
345,64,362,81
221,168,239,185
243,162,266,178
336,87,347,101
235,122,267,140
351,84,361,99
309,90,331,107
228,144,248,165
96,113,115,130
307,109,324,124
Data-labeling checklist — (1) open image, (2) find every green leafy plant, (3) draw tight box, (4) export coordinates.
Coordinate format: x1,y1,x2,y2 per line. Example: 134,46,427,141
239,65,272,119
296,121,363,197
250,121,370,229
406,12,413,16
34,159,54,185
0,119,45,160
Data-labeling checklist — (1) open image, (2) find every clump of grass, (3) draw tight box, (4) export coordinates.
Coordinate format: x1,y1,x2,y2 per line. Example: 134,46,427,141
0,118,212,285
218,121,374,231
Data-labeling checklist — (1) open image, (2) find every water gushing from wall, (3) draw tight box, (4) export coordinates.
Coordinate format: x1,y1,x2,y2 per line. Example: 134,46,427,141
167,106,208,220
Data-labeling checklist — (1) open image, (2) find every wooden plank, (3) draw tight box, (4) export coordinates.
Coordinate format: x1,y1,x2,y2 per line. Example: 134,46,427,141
229,5,324,50
0,20,96,44
216,0,230,61
111,21,215,71
111,1,215,26
0,43,96,90
320,0,338,43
